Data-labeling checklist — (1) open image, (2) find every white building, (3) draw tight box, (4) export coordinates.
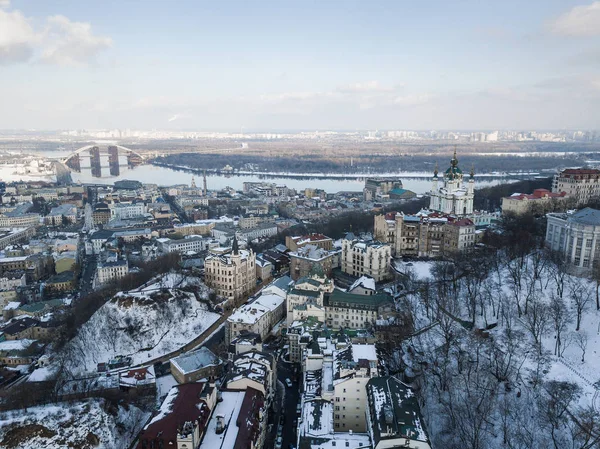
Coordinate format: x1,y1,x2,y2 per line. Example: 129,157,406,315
45,204,78,226
111,202,146,220
157,236,213,254
546,207,600,274
429,148,474,216
341,238,391,282
204,239,256,303
95,256,129,286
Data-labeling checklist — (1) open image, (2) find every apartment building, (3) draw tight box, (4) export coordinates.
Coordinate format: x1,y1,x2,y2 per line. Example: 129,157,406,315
341,238,391,282
552,168,600,205
204,240,256,303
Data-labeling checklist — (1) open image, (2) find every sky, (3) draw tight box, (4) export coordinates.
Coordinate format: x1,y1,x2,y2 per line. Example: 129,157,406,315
0,0,600,131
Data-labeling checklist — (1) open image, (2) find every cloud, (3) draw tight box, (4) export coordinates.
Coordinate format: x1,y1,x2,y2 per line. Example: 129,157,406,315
40,15,112,66
0,8,36,64
0,6,111,66
0,1,10,8
168,114,179,122
549,1,600,36
336,80,395,94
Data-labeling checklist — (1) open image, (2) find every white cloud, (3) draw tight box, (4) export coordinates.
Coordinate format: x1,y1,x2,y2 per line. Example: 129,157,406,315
0,1,10,9
0,8,36,64
336,80,395,94
0,6,111,66
549,1,600,36
40,15,112,66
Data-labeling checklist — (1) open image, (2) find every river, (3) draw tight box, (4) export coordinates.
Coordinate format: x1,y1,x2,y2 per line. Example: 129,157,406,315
20,149,527,194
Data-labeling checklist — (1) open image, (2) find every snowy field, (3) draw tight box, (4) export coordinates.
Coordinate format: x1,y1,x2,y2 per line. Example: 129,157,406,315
0,399,149,449
64,272,220,373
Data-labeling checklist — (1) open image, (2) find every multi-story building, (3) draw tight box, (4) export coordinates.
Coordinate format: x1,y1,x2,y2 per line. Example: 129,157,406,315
92,202,111,225
363,178,415,202
324,289,395,330
286,274,333,325
0,227,35,250
429,148,474,216
444,218,477,253
341,238,391,282
225,294,284,344
0,213,41,228
375,210,477,257
289,244,340,281
546,207,600,274
157,236,213,254
111,202,146,220
45,204,78,226
552,168,600,205
95,257,129,286
366,376,431,449
285,233,333,252
501,188,569,215
204,239,256,303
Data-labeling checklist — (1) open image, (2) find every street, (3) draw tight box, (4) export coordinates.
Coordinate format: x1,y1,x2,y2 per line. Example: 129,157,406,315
277,358,300,449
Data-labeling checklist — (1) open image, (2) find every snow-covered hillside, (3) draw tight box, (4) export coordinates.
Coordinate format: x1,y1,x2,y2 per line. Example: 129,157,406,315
0,399,149,449
401,252,600,449
64,272,220,373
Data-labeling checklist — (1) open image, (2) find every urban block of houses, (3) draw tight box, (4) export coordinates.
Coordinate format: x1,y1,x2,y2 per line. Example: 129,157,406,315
374,210,478,257
137,381,267,449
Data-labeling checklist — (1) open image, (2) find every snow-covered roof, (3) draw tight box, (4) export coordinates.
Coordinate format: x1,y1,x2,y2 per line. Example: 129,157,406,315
170,347,221,375
198,391,244,449
352,344,377,363
0,338,36,351
349,276,376,292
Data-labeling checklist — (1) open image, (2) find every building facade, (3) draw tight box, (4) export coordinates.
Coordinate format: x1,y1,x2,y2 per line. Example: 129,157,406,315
429,148,474,216
341,238,391,282
204,241,256,303
552,168,600,205
546,207,600,274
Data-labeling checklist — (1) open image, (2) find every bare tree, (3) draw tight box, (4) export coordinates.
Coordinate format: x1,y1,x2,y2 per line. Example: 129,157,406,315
574,332,589,363
549,294,571,357
520,298,549,352
569,281,592,331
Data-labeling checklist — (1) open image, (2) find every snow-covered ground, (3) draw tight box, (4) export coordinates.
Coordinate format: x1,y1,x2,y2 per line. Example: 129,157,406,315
403,253,600,448
394,259,434,280
0,398,149,449
64,272,220,374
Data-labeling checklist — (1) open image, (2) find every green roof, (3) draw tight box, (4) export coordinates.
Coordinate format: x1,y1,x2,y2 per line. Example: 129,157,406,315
289,288,320,298
325,290,392,310
19,298,65,313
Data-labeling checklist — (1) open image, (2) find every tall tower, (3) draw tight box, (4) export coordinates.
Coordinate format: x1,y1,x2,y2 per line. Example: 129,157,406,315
191,175,196,188
203,170,207,196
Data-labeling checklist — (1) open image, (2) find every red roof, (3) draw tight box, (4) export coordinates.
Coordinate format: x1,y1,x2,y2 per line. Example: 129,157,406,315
506,189,567,201
562,169,600,175
449,218,474,227
233,388,265,449
137,383,212,449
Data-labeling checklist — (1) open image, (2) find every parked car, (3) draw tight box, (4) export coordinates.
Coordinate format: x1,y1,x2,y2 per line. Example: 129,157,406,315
275,437,283,449
285,378,293,388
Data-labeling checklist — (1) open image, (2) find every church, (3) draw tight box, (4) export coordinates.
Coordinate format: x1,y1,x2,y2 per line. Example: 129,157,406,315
429,148,474,216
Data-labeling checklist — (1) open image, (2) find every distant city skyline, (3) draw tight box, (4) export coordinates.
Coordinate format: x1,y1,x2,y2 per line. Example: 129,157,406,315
1,0,600,130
